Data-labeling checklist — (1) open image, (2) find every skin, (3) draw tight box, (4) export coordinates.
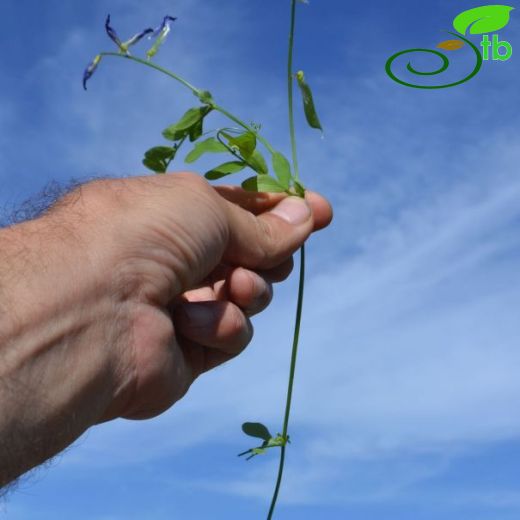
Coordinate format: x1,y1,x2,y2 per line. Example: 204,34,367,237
0,172,332,489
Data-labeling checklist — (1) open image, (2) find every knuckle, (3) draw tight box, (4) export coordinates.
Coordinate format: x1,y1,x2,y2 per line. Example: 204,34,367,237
173,171,213,193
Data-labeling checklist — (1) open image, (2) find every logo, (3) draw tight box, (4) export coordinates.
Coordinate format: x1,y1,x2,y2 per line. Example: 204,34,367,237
385,5,514,89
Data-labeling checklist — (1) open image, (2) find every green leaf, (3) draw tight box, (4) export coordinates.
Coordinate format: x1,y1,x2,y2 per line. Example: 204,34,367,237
162,127,187,142
242,175,287,193
241,422,272,442
142,146,176,173
272,151,292,188
172,107,207,131
205,161,246,180
453,5,514,35
222,131,257,159
296,70,323,131
248,150,269,175
189,119,204,142
162,106,211,141
143,157,166,173
293,180,306,197
185,138,228,164
144,146,176,161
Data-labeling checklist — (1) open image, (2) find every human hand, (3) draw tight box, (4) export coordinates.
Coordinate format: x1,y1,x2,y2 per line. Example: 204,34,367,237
81,173,332,421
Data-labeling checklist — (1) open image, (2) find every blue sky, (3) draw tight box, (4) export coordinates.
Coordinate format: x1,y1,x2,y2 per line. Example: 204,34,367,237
1,0,520,518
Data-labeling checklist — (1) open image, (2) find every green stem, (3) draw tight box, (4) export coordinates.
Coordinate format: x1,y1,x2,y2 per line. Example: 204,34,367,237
99,52,275,154
266,2,303,517
164,135,188,171
100,52,199,93
282,246,305,441
287,0,300,182
267,244,305,520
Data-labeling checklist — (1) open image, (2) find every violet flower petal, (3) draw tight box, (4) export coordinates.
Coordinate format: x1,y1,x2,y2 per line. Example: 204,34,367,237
123,27,154,49
82,54,102,90
152,15,177,37
147,16,177,59
105,14,123,49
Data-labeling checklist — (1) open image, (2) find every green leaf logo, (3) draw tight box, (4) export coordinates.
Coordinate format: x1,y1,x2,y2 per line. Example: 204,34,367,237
453,5,514,35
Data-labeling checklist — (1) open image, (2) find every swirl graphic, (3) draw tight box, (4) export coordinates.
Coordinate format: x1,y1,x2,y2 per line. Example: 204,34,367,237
385,32,483,89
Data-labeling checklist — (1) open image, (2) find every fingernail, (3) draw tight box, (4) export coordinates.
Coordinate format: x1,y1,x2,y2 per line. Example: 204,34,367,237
270,197,311,225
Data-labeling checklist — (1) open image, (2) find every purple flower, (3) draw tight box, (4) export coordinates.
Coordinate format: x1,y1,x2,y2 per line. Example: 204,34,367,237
147,16,177,59
83,54,102,90
83,15,177,90
124,27,154,48
105,14,154,55
105,14,123,48
152,15,177,37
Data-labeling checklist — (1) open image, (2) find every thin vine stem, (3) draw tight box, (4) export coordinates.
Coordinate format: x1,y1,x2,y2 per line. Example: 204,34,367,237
267,0,304,517
267,244,305,520
98,52,276,154
287,0,300,181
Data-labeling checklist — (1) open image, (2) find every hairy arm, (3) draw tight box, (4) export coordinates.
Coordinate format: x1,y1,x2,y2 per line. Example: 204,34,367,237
0,208,132,487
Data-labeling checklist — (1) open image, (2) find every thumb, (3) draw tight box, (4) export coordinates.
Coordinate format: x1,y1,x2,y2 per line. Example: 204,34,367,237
223,196,313,269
